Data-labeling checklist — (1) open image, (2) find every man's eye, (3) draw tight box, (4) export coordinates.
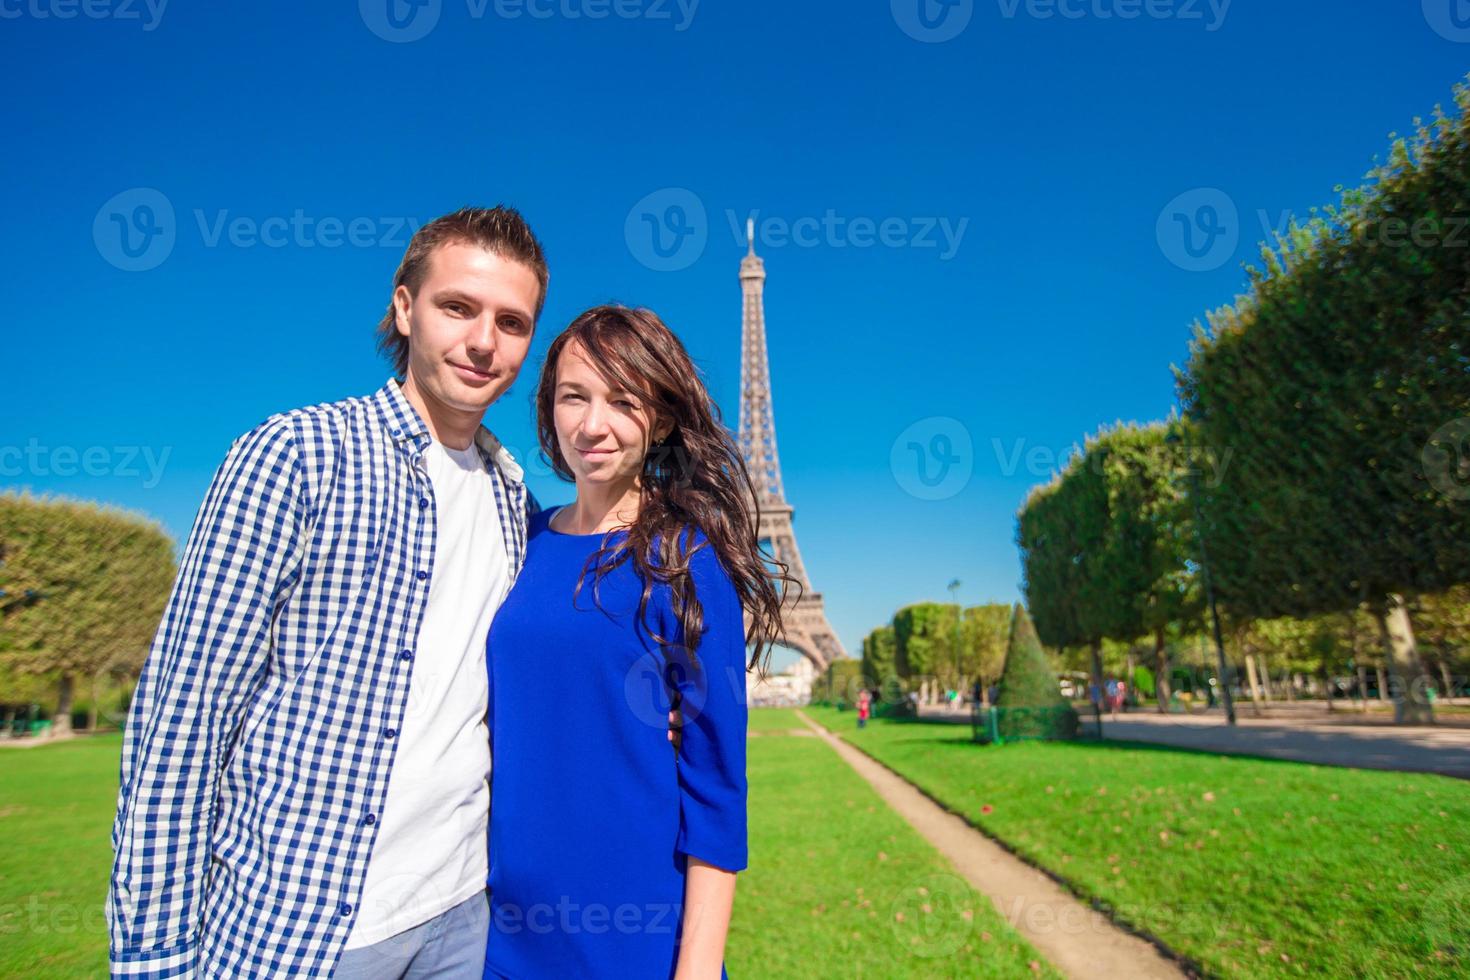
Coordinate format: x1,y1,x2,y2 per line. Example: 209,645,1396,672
500,318,527,333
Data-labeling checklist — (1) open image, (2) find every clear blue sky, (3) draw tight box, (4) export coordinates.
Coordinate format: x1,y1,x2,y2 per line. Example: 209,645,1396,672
4,1,1464,668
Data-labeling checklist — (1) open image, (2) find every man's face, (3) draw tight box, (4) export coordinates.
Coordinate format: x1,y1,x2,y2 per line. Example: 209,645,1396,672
394,241,540,418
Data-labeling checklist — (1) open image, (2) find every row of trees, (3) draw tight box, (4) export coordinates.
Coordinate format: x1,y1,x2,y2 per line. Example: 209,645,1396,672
0,493,175,734
853,601,1012,706
1018,77,1470,724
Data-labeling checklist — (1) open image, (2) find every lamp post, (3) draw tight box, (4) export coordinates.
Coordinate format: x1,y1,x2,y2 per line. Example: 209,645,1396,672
1168,430,1237,727
948,579,962,708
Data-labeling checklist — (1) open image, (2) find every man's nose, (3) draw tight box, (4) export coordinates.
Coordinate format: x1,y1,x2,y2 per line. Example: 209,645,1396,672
465,316,497,356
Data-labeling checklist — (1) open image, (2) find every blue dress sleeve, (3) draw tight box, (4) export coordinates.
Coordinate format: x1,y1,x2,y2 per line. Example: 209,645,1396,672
668,533,749,873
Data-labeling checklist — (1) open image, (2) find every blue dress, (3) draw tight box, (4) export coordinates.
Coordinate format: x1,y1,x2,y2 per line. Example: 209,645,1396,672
482,505,748,979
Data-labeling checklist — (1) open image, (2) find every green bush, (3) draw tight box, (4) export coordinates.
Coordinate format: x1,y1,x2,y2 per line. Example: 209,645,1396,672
993,605,1079,741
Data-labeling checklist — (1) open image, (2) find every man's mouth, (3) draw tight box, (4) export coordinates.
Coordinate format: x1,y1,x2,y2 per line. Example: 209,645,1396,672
450,361,494,382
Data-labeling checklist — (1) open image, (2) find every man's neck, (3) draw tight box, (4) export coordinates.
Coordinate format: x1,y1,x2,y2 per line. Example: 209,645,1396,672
397,373,481,450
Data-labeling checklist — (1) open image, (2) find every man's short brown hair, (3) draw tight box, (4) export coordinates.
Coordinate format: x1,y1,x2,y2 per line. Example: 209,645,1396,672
376,205,549,378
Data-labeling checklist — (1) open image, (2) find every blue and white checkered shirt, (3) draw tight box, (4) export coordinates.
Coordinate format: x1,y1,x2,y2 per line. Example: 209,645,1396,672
107,378,537,978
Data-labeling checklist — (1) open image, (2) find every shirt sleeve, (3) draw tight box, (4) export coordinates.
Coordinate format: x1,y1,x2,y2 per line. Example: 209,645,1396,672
669,531,749,873
107,418,307,978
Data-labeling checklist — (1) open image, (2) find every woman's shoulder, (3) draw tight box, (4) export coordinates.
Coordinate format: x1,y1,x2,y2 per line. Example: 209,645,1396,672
668,525,737,596
530,503,559,531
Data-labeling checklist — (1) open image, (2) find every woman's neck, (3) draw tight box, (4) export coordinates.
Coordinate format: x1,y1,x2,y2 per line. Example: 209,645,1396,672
559,479,645,534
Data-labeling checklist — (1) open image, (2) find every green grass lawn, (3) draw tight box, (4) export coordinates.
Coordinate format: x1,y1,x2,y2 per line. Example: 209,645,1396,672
729,709,1057,978
805,705,1470,978
0,734,120,978
1,714,1057,979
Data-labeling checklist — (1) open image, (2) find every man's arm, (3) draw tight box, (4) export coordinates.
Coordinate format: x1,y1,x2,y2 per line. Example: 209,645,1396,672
107,419,308,978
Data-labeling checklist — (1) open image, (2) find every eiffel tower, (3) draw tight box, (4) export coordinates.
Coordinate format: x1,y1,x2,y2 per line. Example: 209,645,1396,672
737,220,849,670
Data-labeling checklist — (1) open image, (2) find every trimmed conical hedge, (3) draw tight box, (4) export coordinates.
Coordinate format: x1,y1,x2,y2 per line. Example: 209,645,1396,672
994,604,1080,740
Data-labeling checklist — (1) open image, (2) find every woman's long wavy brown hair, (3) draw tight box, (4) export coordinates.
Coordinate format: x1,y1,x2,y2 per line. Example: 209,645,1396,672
535,304,797,674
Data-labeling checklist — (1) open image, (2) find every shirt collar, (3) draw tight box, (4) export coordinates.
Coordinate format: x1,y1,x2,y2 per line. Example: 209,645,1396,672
370,377,526,486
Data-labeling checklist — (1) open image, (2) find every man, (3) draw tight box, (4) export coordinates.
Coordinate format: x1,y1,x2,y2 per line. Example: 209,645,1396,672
108,206,546,978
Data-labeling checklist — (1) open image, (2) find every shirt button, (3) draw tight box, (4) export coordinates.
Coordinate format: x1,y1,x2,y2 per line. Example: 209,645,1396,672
384,728,397,739
400,650,413,662
418,497,429,508
364,813,377,826
339,902,353,916
416,570,428,581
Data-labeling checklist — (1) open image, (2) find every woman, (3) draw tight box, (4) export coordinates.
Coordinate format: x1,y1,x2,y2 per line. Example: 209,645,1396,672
482,305,791,979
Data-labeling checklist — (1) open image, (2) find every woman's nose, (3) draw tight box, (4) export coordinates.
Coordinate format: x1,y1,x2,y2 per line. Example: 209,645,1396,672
580,402,610,436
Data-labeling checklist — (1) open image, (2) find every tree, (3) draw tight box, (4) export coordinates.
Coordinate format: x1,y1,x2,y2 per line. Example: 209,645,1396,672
821,658,864,706
1179,80,1470,723
1017,452,1110,707
962,604,1011,706
1096,421,1203,711
860,624,897,688
893,602,955,691
1019,422,1203,712
994,604,1079,740
1412,585,1470,699
0,493,176,734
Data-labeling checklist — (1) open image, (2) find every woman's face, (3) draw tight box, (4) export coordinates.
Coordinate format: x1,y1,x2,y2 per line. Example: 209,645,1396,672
552,340,669,489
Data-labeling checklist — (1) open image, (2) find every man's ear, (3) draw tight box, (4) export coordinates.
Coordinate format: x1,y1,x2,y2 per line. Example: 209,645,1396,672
393,284,413,339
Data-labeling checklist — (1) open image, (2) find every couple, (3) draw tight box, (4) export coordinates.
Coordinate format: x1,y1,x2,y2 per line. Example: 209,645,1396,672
106,206,786,979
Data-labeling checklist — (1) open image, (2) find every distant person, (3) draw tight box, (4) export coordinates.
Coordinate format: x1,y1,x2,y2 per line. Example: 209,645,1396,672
481,305,789,979
857,689,872,728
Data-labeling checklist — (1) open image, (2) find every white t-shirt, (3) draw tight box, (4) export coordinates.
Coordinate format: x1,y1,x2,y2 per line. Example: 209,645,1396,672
343,437,512,949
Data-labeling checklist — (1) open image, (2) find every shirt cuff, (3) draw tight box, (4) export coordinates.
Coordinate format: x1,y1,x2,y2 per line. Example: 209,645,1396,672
111,939,198,978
